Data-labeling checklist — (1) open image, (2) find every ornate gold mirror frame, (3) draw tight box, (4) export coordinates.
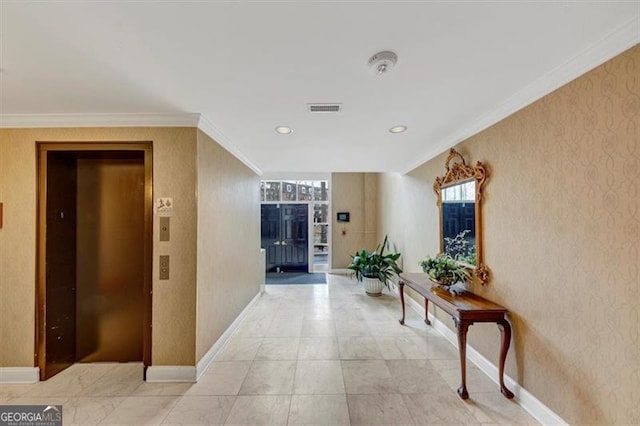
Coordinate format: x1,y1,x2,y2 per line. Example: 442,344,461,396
434,148,489,285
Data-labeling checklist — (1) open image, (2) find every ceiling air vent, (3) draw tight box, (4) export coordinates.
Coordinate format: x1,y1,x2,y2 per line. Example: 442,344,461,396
307,103,342,113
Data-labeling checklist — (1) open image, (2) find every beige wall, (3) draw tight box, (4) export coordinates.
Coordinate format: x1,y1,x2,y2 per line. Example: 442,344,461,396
377,45,640,424
0,127,198,366
195,130,261,362
330,173,377,269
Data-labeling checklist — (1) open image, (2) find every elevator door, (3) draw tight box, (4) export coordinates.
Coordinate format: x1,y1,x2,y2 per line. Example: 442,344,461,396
44,152,78,379
38,147,148,380
75,154,145,362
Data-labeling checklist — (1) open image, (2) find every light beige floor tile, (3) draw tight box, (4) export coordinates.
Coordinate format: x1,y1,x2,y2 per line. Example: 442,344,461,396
347,393,415,425
401,318,441,337
303,302,333,321
341,360,396,394
402,393,480,425
82,363,144,397
266,318,303,337
1,275,533,425
224,395,291,425
429,359,462,371
375,336,430,360
161,395,236,425
99,395,179,425
464,392,539,424
255,337,300,360
436,362,500,394
288,394,350,425
132,382,193,396
62,396,125,426
239,361,296,395
298,337,340,360
360,305,400,322
301,320,335,337
215,338,262,361
386,359,452,394
423,337,460,360
294,360,345,394
0,383,35,399
244,306,279,323
273,306,305,321
233,319,272,338
24,363,117,397
367,320,419,337
186,361,251,396
338,336,383,359
334,319,371,336
6,396,68,405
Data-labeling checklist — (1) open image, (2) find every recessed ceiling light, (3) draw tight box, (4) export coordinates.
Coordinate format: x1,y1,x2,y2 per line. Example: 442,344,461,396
275,126,292,134
389,125,407,133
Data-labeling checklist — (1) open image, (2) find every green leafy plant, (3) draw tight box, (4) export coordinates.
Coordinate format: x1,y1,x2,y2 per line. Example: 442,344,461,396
419,253,471,286
444,229,477,265
348,235,402,287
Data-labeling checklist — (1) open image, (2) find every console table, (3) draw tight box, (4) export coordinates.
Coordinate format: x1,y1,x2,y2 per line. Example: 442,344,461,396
398,272,514,400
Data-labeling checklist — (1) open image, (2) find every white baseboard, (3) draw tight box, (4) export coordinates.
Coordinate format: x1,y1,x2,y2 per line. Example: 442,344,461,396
146,290,263,383
399,289,567,426
145,365,196,382
195,290,263,380
0,367,40,383
330,268,349,275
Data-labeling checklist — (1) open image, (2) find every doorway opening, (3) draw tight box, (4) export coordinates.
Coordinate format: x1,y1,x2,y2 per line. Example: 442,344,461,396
36,143,153,381
260,180,330,274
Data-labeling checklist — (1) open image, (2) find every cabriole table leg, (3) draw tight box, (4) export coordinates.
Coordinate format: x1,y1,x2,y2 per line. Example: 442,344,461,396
497,318,515,399
455,318,470,399
398,281,406,325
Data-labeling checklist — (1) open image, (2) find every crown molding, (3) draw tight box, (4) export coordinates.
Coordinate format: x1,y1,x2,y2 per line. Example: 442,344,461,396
0,112,201,128
0,112,263,176
196,115,263,176
402,16,640,174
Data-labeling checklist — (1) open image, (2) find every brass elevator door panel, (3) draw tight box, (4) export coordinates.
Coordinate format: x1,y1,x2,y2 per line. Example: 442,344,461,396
44,152,78,379
76,155,145,362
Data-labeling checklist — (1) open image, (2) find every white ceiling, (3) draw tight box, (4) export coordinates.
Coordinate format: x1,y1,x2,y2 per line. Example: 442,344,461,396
1,2,638,174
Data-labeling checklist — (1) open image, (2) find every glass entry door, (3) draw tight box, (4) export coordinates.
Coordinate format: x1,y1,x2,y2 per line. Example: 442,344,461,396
261,204,309,272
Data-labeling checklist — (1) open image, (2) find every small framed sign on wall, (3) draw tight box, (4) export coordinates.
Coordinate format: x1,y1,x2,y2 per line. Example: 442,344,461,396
337,212,350,222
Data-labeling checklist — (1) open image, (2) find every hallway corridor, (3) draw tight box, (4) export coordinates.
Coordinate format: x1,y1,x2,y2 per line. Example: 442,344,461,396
0,274,537,425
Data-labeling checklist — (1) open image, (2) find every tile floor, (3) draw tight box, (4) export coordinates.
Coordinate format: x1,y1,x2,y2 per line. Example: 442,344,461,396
0,274,538,425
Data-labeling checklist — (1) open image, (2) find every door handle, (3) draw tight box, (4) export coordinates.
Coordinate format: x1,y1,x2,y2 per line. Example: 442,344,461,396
274,241,281,245
281,241,287,246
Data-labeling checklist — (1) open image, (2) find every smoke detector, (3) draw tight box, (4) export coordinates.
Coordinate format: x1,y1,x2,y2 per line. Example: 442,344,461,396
368,51,398,75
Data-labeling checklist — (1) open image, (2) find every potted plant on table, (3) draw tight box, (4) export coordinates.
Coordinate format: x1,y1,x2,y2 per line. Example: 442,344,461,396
419,253,471,291
348,235,402,296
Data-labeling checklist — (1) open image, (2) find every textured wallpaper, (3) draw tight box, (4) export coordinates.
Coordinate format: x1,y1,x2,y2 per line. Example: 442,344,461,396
330,173,378,269
195,129,261,362
0,127,198,367
377,44,639,424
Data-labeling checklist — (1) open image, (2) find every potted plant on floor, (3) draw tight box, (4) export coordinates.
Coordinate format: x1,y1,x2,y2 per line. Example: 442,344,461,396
348,235,402,296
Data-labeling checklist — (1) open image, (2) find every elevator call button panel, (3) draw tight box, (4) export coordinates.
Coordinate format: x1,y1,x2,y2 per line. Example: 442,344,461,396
160,255,170,280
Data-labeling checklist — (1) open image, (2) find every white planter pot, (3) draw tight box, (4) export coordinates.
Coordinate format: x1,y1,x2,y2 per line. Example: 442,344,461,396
363,277,385,296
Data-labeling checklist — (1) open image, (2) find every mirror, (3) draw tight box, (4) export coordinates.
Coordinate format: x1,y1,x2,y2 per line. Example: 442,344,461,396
434,149,489,285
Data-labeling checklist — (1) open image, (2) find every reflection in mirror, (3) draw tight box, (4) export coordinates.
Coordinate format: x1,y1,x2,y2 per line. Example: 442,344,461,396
442,180,476,265
434,148,489,285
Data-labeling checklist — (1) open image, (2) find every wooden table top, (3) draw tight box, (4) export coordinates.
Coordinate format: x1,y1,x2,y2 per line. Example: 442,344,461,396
399,273,508,319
